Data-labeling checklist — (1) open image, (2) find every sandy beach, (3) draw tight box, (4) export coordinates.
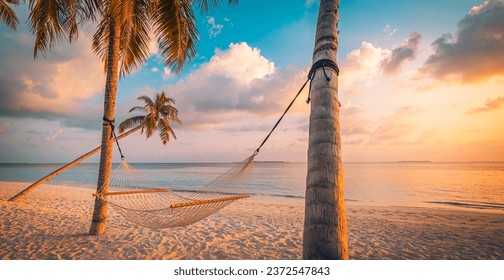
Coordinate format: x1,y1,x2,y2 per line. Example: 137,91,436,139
1,182,502,260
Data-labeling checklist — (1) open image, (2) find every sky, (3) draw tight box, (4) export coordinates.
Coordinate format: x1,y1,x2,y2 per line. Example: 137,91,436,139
1,0,504,163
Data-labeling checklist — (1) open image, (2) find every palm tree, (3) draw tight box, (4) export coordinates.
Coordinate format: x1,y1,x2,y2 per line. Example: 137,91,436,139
119,91,181,143
303,0,349,259
0,0,20,30
24,0,237,235
8,92,178,202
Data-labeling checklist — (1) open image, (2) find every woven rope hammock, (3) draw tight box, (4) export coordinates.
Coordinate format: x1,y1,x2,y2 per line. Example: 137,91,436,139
93,59,336,229
94,154,255,229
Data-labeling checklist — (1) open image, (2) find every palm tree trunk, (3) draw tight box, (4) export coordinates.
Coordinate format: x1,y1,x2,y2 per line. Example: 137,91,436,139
303,0,349,260
7,126,141,202
89,17,121,235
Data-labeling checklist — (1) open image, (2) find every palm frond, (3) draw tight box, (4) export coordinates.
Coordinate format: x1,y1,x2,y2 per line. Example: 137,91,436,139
118,115,145,133
0,0,20,30
161,105,180,123
64,0,79,42
92,14,112,72
76,0,100,22
194,0,238,13
28,0,99,57
28,0,66,57
145,113,157,138
137,95,155,108
129,106,147,113
157,119,169,144
158,117,176,144
152,0,198,73
117,0,152,77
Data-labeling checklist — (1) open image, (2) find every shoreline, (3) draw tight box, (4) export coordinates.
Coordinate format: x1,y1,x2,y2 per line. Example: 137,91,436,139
2,180,502,214
1,182,503,260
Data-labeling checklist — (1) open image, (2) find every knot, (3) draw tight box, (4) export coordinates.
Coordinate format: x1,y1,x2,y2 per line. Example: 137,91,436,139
103,117,115,126
103,117,115,139
103,116,125,159
307,59,340,80
306,59,340,104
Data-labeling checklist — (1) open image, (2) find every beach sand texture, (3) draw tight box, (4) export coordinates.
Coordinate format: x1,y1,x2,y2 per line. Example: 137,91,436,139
1,182,503,260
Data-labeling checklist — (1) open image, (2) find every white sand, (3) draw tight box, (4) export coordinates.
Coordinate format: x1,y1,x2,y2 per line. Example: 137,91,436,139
1,182,503,260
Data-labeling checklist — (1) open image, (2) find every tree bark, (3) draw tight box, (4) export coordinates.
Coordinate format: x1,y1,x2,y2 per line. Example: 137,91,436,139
303,0,349,259
7,126,141,202
89,17,121,235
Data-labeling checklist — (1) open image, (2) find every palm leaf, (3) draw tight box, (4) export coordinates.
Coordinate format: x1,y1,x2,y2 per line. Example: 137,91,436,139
161,105,180,123
129,106,148,113
157,119,169,144
158,117,176,144
28,0,99,57
118,115,145,133
137,95,155,108
152,0,197,73
194,0,238,13
28,0,66,57
116,0,152,77
92,14,113,72
0,0,20,30
145,113,157,138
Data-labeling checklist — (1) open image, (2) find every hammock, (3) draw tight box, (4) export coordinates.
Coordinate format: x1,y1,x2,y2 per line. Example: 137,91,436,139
94,153,255,229
93,59,334,229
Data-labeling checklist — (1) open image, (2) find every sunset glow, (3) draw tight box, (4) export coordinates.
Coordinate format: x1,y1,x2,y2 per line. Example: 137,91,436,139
1,0,503,163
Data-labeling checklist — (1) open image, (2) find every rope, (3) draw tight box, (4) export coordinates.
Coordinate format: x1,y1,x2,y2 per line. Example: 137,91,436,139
254,78,310,154
306,59,339,103
254,58,339,154
103,117,125,160
97,59,340,229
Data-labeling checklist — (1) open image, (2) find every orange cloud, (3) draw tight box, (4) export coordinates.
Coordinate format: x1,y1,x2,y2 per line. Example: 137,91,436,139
0,26,104,120
466,96,504,114
381,32,422,74
423,0,504,82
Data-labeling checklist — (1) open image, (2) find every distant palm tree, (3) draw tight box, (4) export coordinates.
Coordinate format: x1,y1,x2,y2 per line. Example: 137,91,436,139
119,92,181,144
0,0,20,30
8,92,179,202
22,0,237,235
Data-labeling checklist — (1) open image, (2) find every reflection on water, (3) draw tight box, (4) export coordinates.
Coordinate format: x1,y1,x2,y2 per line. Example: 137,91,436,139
1,162,503,213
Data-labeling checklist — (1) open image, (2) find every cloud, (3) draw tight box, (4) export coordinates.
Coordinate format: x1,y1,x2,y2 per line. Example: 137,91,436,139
144,42,307,130
340,101,371,136
369,107,423,145
423,0,504,82
381,32,422,74
207,16,224,38
151,67,159,72
42,128,64,142
338,42,390,94
383,25,398,39
203,42,276,84
466,96,504,114
0,23,105,122
25,127,65,142
163,67,172,79
0,122,10,134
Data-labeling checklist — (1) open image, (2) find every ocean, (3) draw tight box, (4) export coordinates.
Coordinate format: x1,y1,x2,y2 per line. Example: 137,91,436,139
1,162,503,213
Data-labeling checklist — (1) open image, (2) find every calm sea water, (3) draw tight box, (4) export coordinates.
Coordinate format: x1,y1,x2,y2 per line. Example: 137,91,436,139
1,162,503,213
